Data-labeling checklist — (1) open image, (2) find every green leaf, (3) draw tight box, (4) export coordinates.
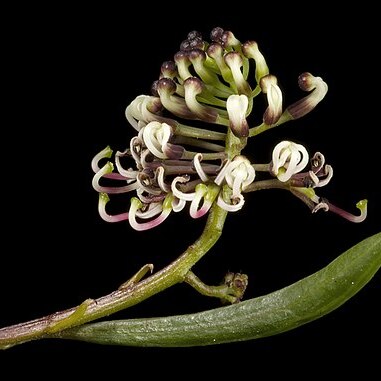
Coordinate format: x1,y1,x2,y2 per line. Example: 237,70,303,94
57,232,381,347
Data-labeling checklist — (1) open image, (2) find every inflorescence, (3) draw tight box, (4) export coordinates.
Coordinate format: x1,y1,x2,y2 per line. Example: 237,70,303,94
91,27,367,231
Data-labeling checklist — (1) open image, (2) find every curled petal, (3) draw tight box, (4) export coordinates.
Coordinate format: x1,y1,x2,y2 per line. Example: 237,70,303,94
315,165,333,187
130,136,144,167
189,183,219,219
171,176,195,201
115,149,138,180
92,162,139,194
136,188,166,204
91,146,113,173
312,201,330,213
189,184,209,219
193,153,209,182
125,95,146,130
98,193,129,223
311,152,326,173
217,193,245,212
172,197,186,212
272,141,309,182
91,146,126,180
226,95,249,137
214,159,230,186
156,166,170,192
136,171,162,196
128,196,172,231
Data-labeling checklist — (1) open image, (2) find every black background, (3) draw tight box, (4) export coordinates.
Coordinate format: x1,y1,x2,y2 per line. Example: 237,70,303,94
1,4,380,377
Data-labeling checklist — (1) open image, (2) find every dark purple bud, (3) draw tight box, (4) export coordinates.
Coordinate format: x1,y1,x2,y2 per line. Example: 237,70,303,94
298,72,315,91
210,27,224,43
174,50,190,63
161,61,177,79
180,39,191,51
157,78,177,95
188,48,206,62
187,30,203,40
183,76,204,94
188,37,205,50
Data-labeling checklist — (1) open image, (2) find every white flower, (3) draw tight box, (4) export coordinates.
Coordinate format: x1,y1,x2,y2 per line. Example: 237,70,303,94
272,141,309,182
142,121,172,159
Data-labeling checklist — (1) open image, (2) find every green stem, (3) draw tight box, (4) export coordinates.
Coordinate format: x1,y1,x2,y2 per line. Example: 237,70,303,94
249,111,293,137
244,179,289,192
174,123,226,141
249,122,271,137
174,136,225,153
0,204,228,350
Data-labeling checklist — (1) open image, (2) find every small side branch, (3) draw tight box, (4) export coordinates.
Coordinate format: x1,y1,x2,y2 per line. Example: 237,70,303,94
185,271,248,304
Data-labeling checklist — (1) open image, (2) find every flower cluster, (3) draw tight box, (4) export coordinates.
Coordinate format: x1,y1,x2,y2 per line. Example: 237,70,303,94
92,27,367,231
